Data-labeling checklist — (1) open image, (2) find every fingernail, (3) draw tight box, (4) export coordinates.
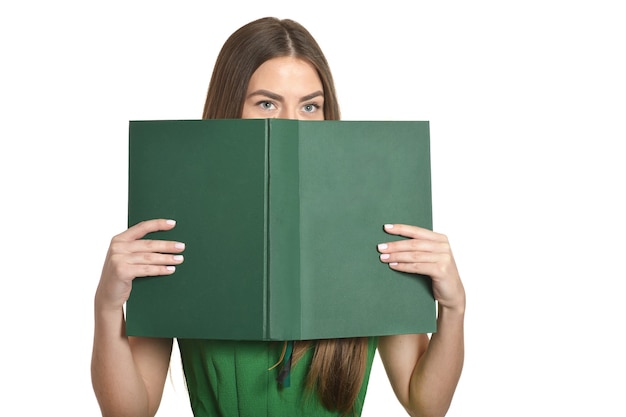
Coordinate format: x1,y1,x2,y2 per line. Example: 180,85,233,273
389,262,398,266
384,224,394,229
377,243,388,250
173,255,184,261
175,242,186,249
166,219,176,225
380,254,390,260
166,266,176,272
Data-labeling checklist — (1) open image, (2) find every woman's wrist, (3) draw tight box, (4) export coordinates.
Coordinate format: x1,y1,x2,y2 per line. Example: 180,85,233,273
438,296,466,320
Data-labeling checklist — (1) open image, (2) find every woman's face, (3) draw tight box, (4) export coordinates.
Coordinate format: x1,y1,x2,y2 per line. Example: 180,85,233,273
241,56,325,120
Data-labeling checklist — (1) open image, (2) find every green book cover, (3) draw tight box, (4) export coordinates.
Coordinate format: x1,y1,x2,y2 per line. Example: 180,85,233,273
126,119,436,340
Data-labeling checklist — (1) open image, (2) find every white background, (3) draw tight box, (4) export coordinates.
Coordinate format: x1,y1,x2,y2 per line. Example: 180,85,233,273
1,1,625,416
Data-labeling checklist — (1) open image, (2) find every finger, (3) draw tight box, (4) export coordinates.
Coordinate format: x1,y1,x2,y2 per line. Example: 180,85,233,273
377,239,448,254
117,219,178,242
384,254,457,281
383,223,447,242
123,264,179,279
108,252,184,281
387,261,441,277
115,239,186,256
121,252,185,267
379,251,440,265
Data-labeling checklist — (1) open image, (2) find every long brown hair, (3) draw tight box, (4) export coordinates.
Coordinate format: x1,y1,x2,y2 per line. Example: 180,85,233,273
203,17,369,414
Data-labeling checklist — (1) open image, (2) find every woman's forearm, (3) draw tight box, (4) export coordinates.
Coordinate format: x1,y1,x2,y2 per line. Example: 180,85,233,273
91,219,180,417
91,305,152,417
408,306,465,417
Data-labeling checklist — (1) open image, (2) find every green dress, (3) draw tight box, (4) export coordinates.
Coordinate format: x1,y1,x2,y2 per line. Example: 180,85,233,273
177,338,378,417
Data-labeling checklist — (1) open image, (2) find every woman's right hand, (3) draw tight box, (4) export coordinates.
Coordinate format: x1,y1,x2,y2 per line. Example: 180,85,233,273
95,218,185,312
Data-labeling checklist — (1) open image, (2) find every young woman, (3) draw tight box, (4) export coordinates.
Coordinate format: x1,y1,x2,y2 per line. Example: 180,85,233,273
91,17,465,417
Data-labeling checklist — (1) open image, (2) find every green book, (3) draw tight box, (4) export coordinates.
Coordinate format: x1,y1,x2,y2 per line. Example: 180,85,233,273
126,119,436,340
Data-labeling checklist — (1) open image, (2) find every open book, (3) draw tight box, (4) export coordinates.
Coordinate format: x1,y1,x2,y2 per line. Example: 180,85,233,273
126,119,436,340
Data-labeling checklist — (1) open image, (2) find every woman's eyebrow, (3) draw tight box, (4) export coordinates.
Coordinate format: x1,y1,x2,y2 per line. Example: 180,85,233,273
247,89,324,103
247,89,283,101
299,91,324,102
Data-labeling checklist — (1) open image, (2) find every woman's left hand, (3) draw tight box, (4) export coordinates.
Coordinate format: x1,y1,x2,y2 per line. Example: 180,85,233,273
377,223,465,311
377,224,465,415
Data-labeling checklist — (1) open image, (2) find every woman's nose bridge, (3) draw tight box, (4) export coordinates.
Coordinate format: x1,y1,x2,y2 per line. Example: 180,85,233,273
278,106,297,120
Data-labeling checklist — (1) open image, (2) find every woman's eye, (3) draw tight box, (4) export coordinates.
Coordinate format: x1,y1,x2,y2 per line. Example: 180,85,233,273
303,103,319,113
259,101,275,110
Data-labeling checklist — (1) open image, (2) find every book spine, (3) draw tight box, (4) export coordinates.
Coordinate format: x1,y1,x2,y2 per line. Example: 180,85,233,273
266,119,302,340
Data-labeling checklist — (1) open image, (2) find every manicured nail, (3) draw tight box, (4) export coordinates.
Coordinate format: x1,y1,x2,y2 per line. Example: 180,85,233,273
380,254,390,260
377,243,388,250
175,242,186,249
173,255,184,261
166,219,176,225
166,266,176,272
384,224,394,229
389,262,398,266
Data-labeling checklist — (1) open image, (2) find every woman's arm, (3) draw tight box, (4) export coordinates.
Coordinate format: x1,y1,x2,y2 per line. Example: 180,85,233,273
91,219,185,417
377,224,465,417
